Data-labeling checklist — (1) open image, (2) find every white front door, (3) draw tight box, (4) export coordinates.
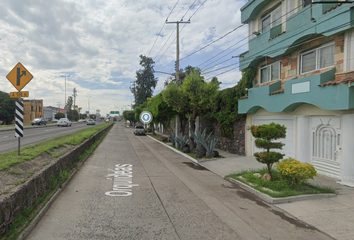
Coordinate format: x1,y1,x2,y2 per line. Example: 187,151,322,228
311,116,342,179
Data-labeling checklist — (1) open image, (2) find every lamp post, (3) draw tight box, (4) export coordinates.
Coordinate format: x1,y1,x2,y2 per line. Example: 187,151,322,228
87,96,92,117
61,75,70,109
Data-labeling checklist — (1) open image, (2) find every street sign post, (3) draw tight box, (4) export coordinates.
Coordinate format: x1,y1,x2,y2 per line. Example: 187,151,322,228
6,62,33,156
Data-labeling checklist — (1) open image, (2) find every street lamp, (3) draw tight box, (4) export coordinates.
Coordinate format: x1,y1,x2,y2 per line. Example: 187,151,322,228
61,75,70,109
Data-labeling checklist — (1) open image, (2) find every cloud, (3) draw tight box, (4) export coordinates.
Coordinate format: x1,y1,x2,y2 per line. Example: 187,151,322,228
0,0,247,115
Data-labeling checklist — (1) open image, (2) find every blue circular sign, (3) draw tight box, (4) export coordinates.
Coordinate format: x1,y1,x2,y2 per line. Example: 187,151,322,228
140,111,153,124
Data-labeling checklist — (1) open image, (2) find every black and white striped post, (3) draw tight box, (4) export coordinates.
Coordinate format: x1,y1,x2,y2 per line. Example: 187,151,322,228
15,99,24,156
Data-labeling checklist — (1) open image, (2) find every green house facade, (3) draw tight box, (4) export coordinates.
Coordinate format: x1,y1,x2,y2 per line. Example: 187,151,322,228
238,0,354,186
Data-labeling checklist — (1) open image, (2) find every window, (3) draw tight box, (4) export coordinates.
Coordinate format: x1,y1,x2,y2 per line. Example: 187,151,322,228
260,61,281,83
261,4,282,33
299,42,334,74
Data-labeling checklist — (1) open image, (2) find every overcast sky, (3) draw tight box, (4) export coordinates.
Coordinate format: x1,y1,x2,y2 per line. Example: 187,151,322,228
0,0,248,116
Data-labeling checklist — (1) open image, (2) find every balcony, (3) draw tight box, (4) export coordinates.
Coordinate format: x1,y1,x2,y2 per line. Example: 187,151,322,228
238,68,354,114
240,2,354,70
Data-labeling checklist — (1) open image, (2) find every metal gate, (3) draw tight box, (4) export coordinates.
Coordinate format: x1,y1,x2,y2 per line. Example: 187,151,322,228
311,117,341,179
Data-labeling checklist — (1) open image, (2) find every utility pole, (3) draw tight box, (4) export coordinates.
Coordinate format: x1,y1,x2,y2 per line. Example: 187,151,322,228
166,20,190,84
166,20,190,140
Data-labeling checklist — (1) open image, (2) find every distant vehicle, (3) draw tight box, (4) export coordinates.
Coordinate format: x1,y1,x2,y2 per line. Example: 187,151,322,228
134,126,145,135
87,119,96,125
57,118,72,127
0,121,3,125
31,118,47,126
51,119,58,123
113,117,117,121
105,119,109,123
78,119,87,123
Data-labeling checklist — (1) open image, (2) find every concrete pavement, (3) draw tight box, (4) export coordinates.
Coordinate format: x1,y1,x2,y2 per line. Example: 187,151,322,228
150,136,354,240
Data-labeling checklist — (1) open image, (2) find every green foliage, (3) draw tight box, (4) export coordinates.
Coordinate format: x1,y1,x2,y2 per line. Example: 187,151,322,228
148,93,175,131
0,123,111,171
277,158,317,186
251,123,287,140
0,91,17,125
251,122,287,178
191,129,217,157
175,135,190,150
133,55,158,106
228,168,334,198
55,113,65,119
208,68,256,138
123,110,135,125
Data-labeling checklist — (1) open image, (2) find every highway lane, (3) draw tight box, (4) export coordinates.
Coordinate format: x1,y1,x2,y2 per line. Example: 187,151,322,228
0,122,108,153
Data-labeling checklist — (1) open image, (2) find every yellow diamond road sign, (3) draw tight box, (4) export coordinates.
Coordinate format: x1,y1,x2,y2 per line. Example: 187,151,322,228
6,62,33,91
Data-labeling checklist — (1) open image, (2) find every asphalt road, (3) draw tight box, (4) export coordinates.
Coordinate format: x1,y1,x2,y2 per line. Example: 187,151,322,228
27,124,333,240
0,122,106,153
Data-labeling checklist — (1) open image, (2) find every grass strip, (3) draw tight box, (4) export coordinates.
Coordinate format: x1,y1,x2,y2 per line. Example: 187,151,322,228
0,123,112,171
228,168,335,198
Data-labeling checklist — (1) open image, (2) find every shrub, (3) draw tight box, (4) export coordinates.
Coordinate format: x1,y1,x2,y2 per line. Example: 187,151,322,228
250,122,286,178
277,158,317,186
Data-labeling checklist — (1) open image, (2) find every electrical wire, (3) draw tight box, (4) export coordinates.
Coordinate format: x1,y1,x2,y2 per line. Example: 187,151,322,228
147,0,180,57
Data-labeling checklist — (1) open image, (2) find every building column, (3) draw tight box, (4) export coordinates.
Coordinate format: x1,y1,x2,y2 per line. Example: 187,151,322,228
340,114,354,187
296,116,311,163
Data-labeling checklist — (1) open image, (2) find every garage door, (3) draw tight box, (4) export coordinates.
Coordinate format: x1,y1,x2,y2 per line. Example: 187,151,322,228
252,116,295,158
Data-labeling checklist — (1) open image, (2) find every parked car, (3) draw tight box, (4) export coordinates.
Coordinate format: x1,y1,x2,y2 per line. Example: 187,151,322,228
78,119,87,123
31,118,47,126
87,119,96,125
134,126,145,135
57,118,72,127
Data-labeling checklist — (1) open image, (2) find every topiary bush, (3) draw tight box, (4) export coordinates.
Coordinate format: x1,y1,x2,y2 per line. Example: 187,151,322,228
251,122,286,179
277,158,317,186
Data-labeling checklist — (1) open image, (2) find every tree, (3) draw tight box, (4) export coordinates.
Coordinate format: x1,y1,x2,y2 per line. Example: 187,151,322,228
123,110,136,126
250,123,287,179
55,113,65,119
132,55,158,107
148,93,175,133
0,91,17,125
181,70,219,150
65,96,73,110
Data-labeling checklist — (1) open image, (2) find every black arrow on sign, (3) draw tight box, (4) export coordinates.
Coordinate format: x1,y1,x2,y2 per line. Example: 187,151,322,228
16,68,26,86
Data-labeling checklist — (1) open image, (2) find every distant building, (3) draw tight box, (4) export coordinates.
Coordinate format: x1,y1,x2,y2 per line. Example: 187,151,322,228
23,99,43,124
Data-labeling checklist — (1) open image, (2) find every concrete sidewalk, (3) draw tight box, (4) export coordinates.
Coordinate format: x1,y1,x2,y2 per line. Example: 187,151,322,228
150,132,354,240
199,149,354,240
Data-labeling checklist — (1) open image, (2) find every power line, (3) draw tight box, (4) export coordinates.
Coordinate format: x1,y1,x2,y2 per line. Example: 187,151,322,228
179,24,246,61
204,19,354,80
147,0,180,57
154,0,208,63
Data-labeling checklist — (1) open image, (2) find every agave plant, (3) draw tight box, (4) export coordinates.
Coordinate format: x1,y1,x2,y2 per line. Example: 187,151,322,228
169,133,176,147
175,135,190,150
191,129,217,157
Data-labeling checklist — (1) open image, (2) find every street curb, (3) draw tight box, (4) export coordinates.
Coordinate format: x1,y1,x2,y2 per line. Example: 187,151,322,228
225,177,337,204
147,135,199,164
147,135,337,204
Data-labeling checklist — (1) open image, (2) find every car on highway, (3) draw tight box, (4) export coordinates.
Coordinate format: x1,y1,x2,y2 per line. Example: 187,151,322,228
57,118,72,127
87,119,96,125
31,118,47,126
78,119,87,123
133,126,145,135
